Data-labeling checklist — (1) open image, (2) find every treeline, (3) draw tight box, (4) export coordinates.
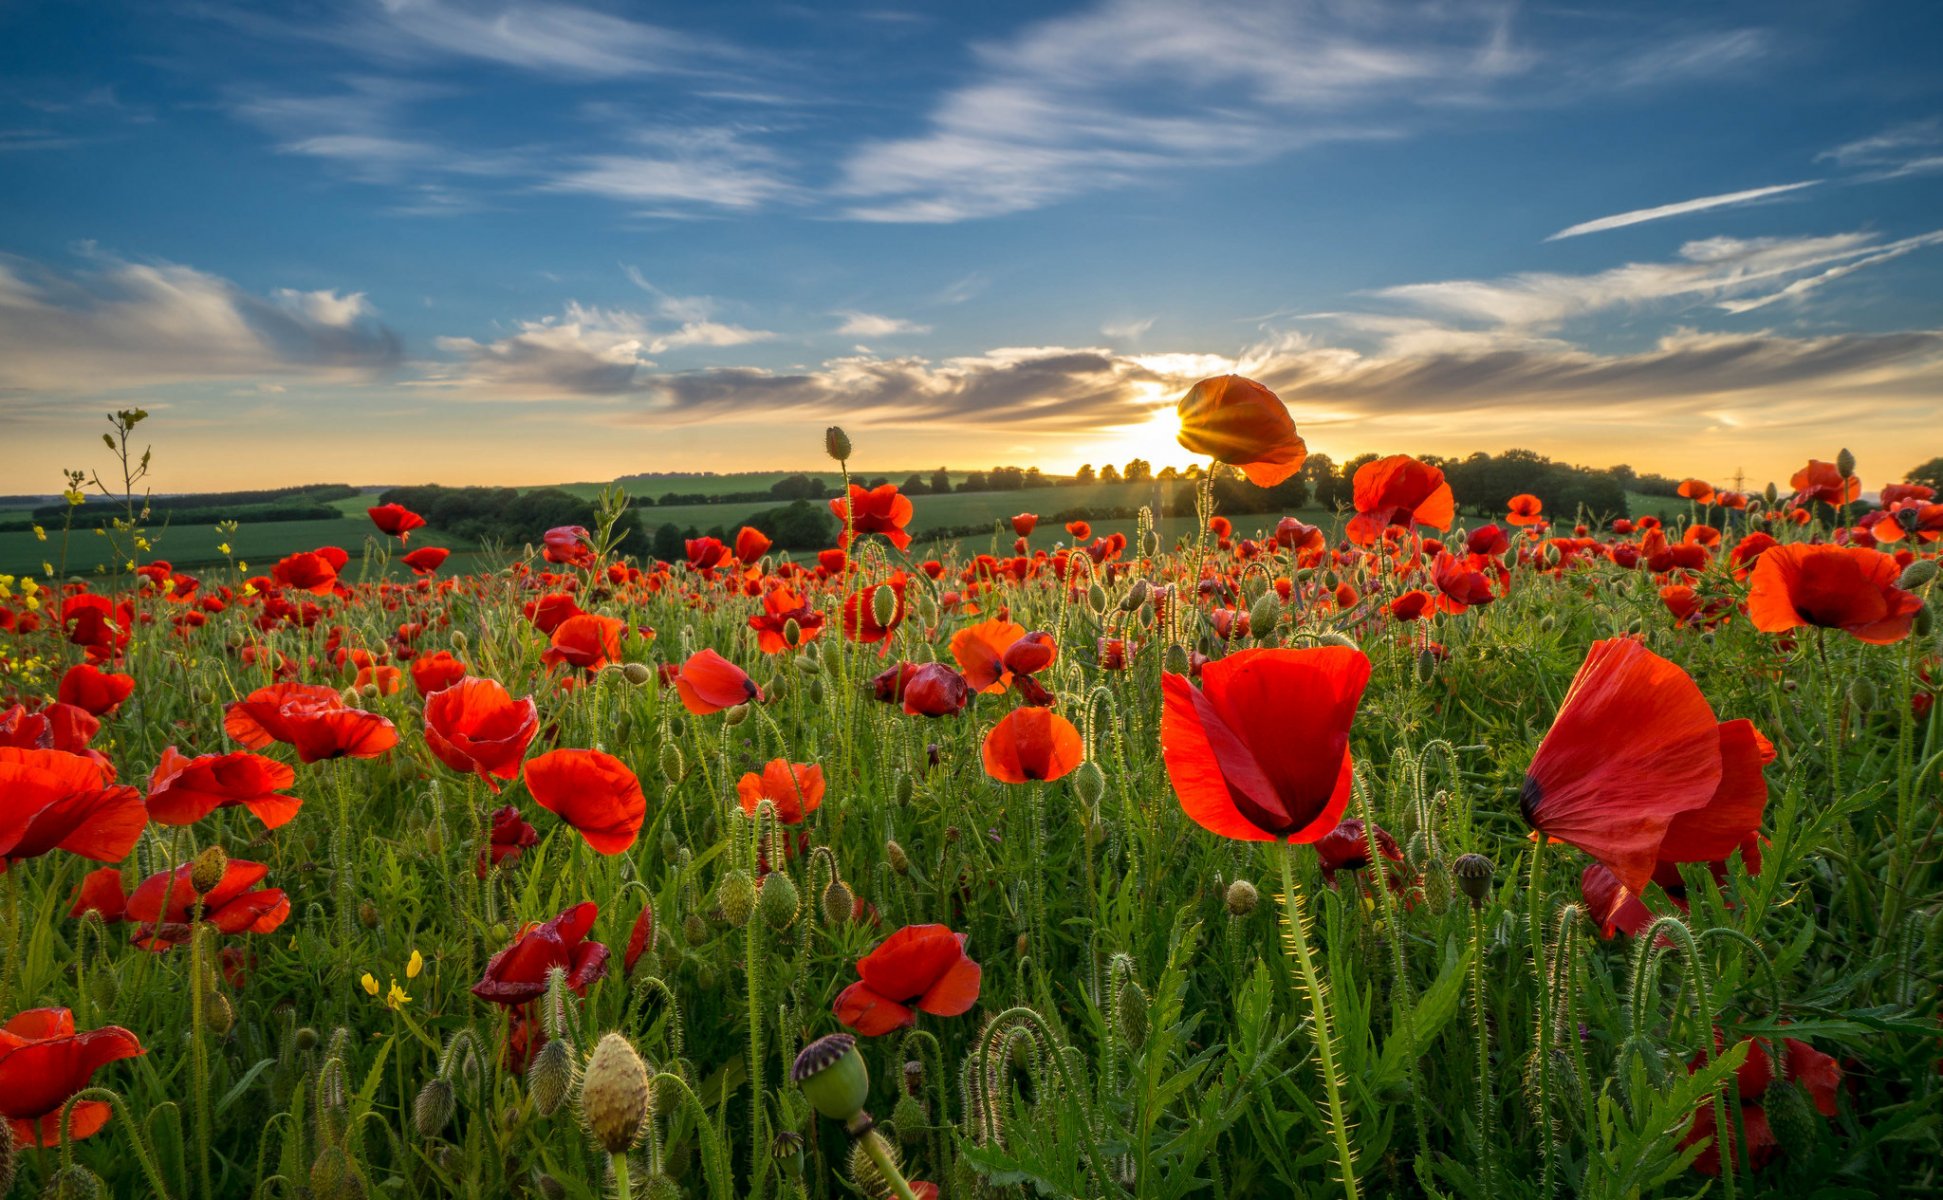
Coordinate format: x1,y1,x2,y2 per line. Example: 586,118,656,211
377,485,645,554
28,482,358,523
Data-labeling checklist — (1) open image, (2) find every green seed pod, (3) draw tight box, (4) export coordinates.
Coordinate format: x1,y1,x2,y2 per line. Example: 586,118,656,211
207,990,235,1037
1087,583,1109,614
782,617,802,647
528,1037,575,1117
190,844,229,895
1415,649,1437,685
683,912,709,945
892,1095,927,1145
825,426,852,462
886,839,910,874
821,876,855,925
1848,677,1878,711
1836,447,1856,479
1224,879,1259,916
1764,1077,1818,1156
1248,590,1280,639
1163,644,1190,675
771,1129,806,1177
309,1146,365,1200
1764,481,1780,506
1115,978,1150,1048
414,1076,455,1138
791,1033,869,1123
1899,558,1936,589
295,1026,320,1052
759,871,800,930
579,1032,651,1154
871,585,898,628
1453,853,1494,908
718,870,757,928
621,661,652,686
1073,760,1106,808
658,741,686,784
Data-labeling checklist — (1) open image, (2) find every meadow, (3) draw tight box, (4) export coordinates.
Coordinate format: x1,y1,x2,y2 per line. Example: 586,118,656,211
0,398,1937,1200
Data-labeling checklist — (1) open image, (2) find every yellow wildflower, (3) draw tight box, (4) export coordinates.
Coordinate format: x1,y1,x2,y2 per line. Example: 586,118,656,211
360,973,380,997
406,949,423,979
32,525,46,542
385,979,412,1010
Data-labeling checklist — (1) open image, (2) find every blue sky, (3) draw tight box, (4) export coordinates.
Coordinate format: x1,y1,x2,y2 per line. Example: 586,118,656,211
3,0,1941,490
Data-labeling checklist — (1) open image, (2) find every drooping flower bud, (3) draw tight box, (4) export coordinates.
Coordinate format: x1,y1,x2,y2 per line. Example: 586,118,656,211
1764,1077,1818,1156
414,1076,456,1138
718,869,757,928
621,661,652,686
886,839,910,874
1115,977,1150,1048
821,876,855,926
1072,760,1106,807
1899,558,1936,589
528,1037,575,1117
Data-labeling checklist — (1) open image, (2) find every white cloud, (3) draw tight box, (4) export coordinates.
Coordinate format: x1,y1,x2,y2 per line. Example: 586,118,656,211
546,126,793,211
1818,118,1943,180
427,300,774,396
342,0,740,79
835,312,931,337
1102,316,1156,341
1546,181,1819,241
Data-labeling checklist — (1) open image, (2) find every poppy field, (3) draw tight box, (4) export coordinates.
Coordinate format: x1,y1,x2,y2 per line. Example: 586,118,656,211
2,383,1940,1200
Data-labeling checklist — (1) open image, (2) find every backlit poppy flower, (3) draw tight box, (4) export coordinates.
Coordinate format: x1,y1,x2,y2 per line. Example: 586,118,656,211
523,748,645,855
673,648,762,713
685,537,729,574
0,1008,144,1146
624,902,655,974
1208,515,1233,540
1430,552,1498,613
842,574,910,644
950,618,1026,693
982,708,1083,783
1466,524,1511,557
1065,520,1092,541
56,662,135,716
1747,543,1922,644
479,804,538,876
471,901,609,1007
283,702,397,764
1389,590,1433,621
1274,517,1326,560
1680,1033,1842,1175
1521,638,1720,894
833,924,981,1037
273,550,339,595
1727,532,1778,581
736,759,825,824
831,483,915,550
901,663,971,717
0,747,146,871
543,612,625,671
410,650,469,696
401,546,449,575
145,746,302,829
543,525,594,566
1789,459,1860,508
1656,718,1772,875
1347,456,1455,546
354,664,402,696
1001,630,1057,676
127,858,291,947
1161,647,1369,843
224,682,342,749
1505,494,1544,526
1011,513,1037,536
1175,375,1307,487
749,586,826,653
367,503,426,542
525,591,584,635
1579,864,1655,939
733,526,772,562
424,677,539,788
1677,479,1715,504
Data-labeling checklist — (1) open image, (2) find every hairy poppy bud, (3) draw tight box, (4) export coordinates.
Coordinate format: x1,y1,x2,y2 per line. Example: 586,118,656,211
825,426,852,462
621,661,652,685
848,1137,903,1195
528,1037,574,1116
1415,649,1437,685
579,1032,651,1154
759,871,800,930
309,1147,364,1200
1764,481,1780,506
1836,447,1856,480
450,630,468,651
782,617,803,647
1453,853,1494,907
718,870,756,928
894,773,915,805
1899,559,1936,589
886,839,909,874
295,1026,319,1052
43,1164,106,1200
871,585,897,628
1765,1077,1818,1155
1115,977,1149,1048
821,876,855,926
359,901,379,929
1163,644,1190,675
683,912,709,946
792,1033,869,1124
1224,879,1258,916
1848,678,1877,711
1073,760,1106,808
190,844,228,895
1247,590,1281,638
892,1094,927,1145
658,741,686,784
208,990,235,1036
415,1076,455,1138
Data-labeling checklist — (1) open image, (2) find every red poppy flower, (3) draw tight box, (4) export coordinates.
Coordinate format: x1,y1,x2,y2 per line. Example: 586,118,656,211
425,677,539,788
145,746,302,829
0,1008,144,1146
1466,524,1511,557
126,858,291,947
523,749,646,855
831,483,915,551
833,924,981,1037
478,804,538,876
901,663,970,717
685,537,729,574
56,663,135,717
525,592,584,635
1011,513,1037,536
410,650,469,696
1727,532,1777,581
1677,479,1715,504
1389,590,1433,621
1505,494,1544,526
471,902,609,1007
401,546,449,575
1347,456,1455,546
625,902,655,974
224,682,339,748
367,503,426,542
1521,639,1720,894
544,612,625,671
842,574,910,644
355,665,402,696
734,526,773,562
273,550,339,595
1313,817,1404,877
982,708,1084,783
1001,630,1057,677
282,702,397,764
1680,1032,1841,1175
1746,543,1922,645
950,618,1026,693
673,648,762,714
1788,460,1860,508
1430,552,1498,613
736,759,826,824
1174,375,1306,487
1065,520,1092,542
542,525,594,567
1160,647,1369,843
0,747,145,871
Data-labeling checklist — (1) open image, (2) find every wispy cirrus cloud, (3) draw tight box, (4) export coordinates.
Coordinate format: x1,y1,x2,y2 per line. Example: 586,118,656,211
1818,117,1943,181
834,311,931,338
544,125,795,212
1546,181,1820,241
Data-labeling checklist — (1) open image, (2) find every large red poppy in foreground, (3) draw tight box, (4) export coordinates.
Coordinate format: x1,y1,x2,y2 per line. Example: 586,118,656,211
0,746,146,871
0,1008,144,1146
424,676,538,788
523,748,645,854
834,924,981,1036
145,746,303,829
1746,543,1921,645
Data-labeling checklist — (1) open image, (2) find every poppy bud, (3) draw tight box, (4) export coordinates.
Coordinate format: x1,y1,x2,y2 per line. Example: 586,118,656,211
759,871,800,930
309,1147,363,1200
1073,760,1106,808
451,631,469,651
1916,603,1933,637
579,1032,651,1154
718,870,756,928
1163,644,1190,675
683,912,709,946
658,741,686,783
724,702,752,726
1122,579,1150,611
792,1033,869,1124
1453,853,1494,907
1247,591,1281,639
208,990,235,1036
1414,649,1437,684
1539,614,1555,632
1848,678,1877,710
1224,879,1259,916
415,1076,455,1138
825,426,852,462
359,901,379,929
529,1037,575,1116
766,671,789,701
870,585,897,628
621,661,652,686
43,1165,106,1200
902,1060,924,1095
892,1094,927,1145
1765,1077,1818,1155
1115,978,1150,1048
1899,559,1936,589
782,617,803,647
821,876,855,926
191,844,229,894
295,1026,320,1051
809,677,827,705
847,1136,904,1194
894,773,915,806
1836,447,1856,479
886,839,909,874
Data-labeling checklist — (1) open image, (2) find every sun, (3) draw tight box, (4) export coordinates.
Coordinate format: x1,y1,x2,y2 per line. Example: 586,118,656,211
1091,390,1192,472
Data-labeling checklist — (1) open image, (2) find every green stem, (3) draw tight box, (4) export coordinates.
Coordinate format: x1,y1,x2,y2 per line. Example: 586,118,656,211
857,1130,919,1200
1470,904,1493,1193
190,912,213,1197
611,1150,632,1200
1279,843,1359,1200
1528,836,1555,1200
747,887,767,1200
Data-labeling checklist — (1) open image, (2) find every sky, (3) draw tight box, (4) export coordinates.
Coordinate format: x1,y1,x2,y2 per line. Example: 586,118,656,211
3,0,1942,493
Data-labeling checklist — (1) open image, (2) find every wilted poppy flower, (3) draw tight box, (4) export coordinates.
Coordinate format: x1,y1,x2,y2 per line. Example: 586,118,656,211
1789,459,1860,508
127,858,291,947
674,648,762,714
367,503,426,542
1347,456,1455,546
410,650,469,696
479,804,538,876
523,749,646,855
950,618,1026,693
401,546,449,575
737,759,826,824
544,612,625,672
56,663,135,717
833,924,981,1036
0,747,146,871
1521,638,1720,894
902,663,971,717
1746,543,1922,644
1505,494,1544,526
734,526,772,562
1161,647,1369,843
1001,630,1057,676
1175,375,1306,487
145,746,302,829
0,1008,144,1146
471,901,609,1007
273,550,339,595
982,708,1084,783
1313,817,1404,879
832,483,915,550
425,677,539,788
1011,513,1037,536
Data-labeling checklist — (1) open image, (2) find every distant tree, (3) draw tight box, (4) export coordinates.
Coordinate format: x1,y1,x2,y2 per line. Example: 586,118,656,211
745,500,837,550
1099,464,1122,484
1023,466,1048,488
1156,465,1179,482
930,467,951,494
770,473,820,500
901,473,931,495
1123,458,1152,483
962,470,989,492
988,466,1026,491
1907,456,1943,492
1073,464,1096,485
652,522,685,563
864,476,889,490
1300,453,1345,509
